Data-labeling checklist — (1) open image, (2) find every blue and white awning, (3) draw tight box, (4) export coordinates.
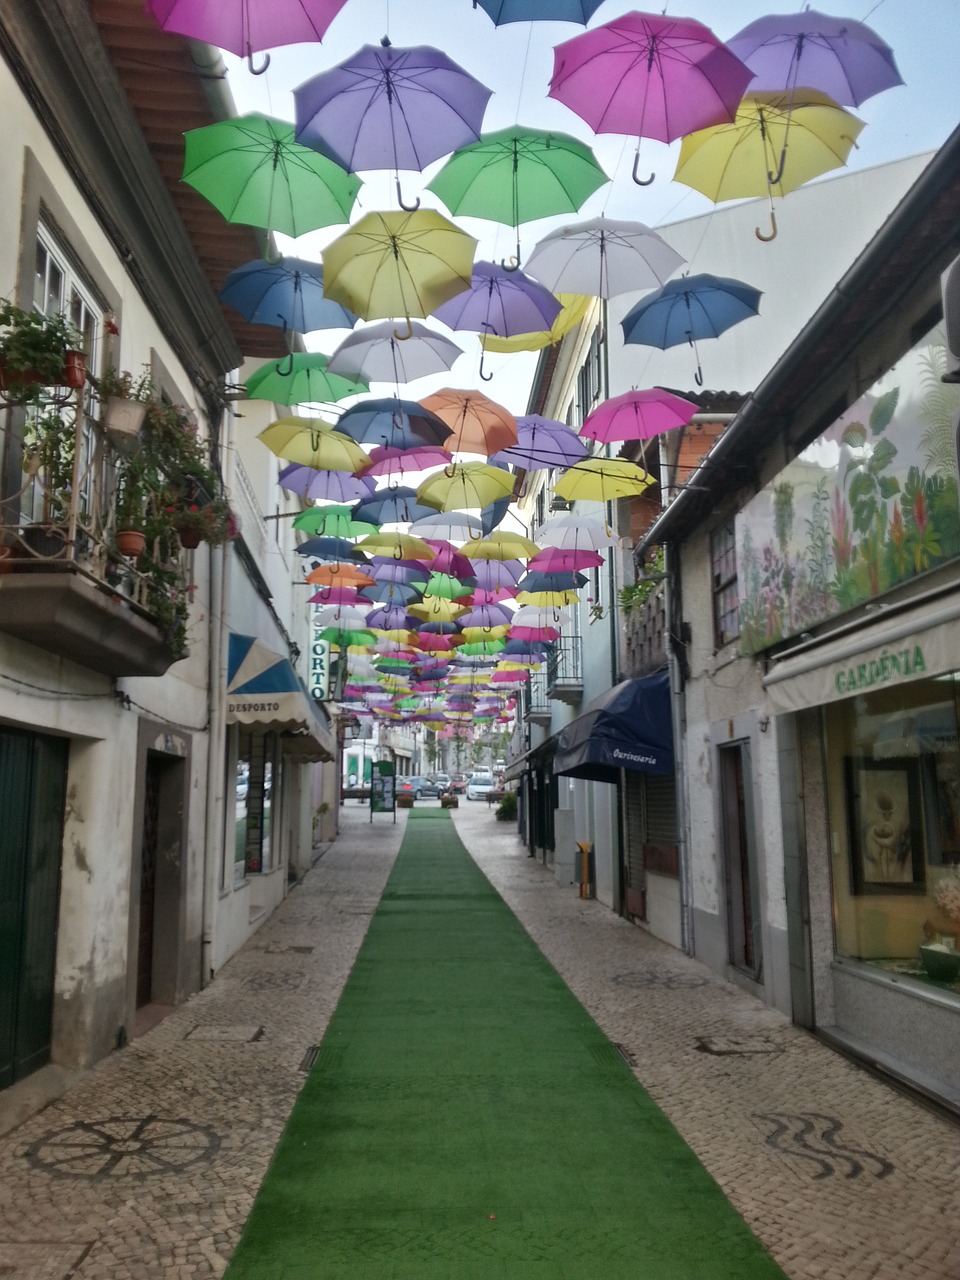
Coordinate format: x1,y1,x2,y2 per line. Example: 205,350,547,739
227,633,334,760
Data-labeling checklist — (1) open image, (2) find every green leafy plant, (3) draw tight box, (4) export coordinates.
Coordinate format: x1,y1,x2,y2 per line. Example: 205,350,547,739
495,791,517,822
0,300,84,398
22,407,76,522
93,364,155,403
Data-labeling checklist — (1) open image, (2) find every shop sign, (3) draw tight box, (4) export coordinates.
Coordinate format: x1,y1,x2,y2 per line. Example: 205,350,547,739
309,633,331,702
834,644,926,696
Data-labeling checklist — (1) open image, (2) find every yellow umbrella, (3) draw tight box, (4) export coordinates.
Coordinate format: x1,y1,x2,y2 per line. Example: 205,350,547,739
258,418,370,472
674,90,864,240
321,209,478,324
480,293,592,352
553,458,654,503
354,532,436,560
460,625,510,642
417,462,515,512
408,598,468,623
515,589,581,607
460,532,539,560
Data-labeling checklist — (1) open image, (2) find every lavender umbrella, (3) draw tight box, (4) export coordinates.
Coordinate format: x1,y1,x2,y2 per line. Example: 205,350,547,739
470,559,525,589
294,41,492,209
490,413,588,470
366,605,418,630
147,0,348,72
279,464,375,504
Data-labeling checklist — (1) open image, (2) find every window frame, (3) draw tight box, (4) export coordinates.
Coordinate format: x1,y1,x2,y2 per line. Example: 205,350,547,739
710,519,740,649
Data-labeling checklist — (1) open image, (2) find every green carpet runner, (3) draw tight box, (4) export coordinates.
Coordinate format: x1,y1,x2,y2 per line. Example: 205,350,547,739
225,811,786,1278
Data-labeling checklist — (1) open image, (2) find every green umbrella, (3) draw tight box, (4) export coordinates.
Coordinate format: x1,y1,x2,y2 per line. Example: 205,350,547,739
293,505,380,538
245,354,368,406
412,573,472,600
319,626,376,648
181,113,361,238
427,125,608,266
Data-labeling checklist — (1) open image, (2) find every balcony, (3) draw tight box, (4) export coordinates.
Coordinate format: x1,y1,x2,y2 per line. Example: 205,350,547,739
546,638,583,705
622,582,667,678
523,668,551,725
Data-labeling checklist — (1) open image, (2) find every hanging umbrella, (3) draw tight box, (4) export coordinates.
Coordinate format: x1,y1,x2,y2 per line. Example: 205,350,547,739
294,42,492,209
473,0,605,22
326,320,462,385
181,115,361,237
296,535,360,561
293,504,380,538
554,457,654,503
524,216,684,300
418,542,475,580
409,511,484,540
511,604,573,627
415,573,472,600
549,14,752,184
620,273,763,386
364,605,418,631
306,563,376,587
361,445,453,478
457,603,515,629
279,464,375,504
335,397,453,450
673,91,865,240
319,625,377,647
580,389,698,444
527,546,604,572
417,462,516,512
418,388,518,455
360,580,423,606
727,9,903,108
460,532,539,560
321,209,478,325
365,560,422,584
408,597,469,623
480,494,512,536
146,0,348,70
354,486,438,526
218,258,357,335
355,531,436,560
481,293,592,353
518,570,589,592
306,585,370,607
469,558,525,588
473,585,519,604
258,419,370,472
427,126,608,267
246,355,368,406
489,413,588,470
510,624,561,643
536,513,620,550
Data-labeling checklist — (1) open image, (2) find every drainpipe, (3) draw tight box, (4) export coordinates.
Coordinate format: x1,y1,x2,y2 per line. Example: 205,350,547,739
662,540,693,956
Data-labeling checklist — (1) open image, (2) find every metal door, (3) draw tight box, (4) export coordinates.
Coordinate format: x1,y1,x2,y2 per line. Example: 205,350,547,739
719,742,763,980
0,729,68,1087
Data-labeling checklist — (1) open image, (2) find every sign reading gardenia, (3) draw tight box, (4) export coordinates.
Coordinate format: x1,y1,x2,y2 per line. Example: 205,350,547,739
735,326,960,656
834,644,926,695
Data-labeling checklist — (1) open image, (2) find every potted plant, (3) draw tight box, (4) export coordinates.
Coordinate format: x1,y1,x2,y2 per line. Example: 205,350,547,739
0,300,85,398
113,455,150,558
167,492,235,550
93,364,155,453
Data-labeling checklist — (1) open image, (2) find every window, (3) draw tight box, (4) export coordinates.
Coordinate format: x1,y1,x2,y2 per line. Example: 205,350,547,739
711,520,739,648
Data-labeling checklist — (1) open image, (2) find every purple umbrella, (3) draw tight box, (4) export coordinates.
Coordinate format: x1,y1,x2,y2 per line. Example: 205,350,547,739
147,0,348,74
294,42,492,209
490,413,588,470
457,603,514,629
432,262,562,380
727,10,903,109
469,558,525,589
278,464,375,504
366,605,419,630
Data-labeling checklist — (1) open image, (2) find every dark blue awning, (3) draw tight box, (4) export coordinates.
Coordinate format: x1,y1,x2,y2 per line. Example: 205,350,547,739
552,671,674,782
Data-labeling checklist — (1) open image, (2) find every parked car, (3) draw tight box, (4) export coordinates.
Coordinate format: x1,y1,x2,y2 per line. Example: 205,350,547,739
432,773,451,794
466,773,496,801
449,773,468,794
397,776,444,799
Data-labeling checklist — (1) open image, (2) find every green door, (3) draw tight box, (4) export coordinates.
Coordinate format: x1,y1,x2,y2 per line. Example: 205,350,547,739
0,729,68,1088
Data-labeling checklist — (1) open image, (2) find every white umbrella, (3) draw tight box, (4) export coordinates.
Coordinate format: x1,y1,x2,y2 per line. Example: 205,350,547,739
409,511,485,540
524,216,684,300
536,513,621,549
326,320,462,385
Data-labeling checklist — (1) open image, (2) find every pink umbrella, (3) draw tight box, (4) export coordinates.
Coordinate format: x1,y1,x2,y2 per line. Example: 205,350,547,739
527,546,604,572
473,585,519,604
361,445,453,477
580,389,698,444
307,585,370,606
422,541,476,580
491,669,529,683
549,12,753,184
510,624,561,642
146,0,348,73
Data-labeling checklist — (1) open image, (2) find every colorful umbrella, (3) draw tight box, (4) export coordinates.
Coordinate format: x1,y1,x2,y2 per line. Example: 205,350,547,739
554,457,654,502
355,531,436,560
427,125,608,267
549,14,752,184
258,418,369,471
321,209,478,325
361,445,453,478
246,355,368,406
293,504,380,538
354,487,438,526
580,389,698,444
418,542,475,579
296,535,360,561
620,273,763,386
278,464,375,504
294,42,492,209
432,259,562,348
469,558,525,588
360,581,422,606
727,9,903,108
417,462,516,512
457,603,514,628
181,115,361,237
536,514,620,550
306,585,370,607
415,573,472,600
335,397,453,450
460,532,539,560
147,0,348,67
326,321,462,386
409,512,484,540
219,258,357,334
527,546,604,572
473,0,605,22
489,413,588,470
408,597,468,623
480,293,592,353
524,216,684,300
418,388,518,456
306,563,376,586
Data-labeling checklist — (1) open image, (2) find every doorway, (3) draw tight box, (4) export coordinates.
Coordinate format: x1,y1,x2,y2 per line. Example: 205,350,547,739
718,742,762,980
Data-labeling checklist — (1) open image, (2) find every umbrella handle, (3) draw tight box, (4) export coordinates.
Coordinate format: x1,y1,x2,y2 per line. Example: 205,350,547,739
766,149,787,187
275,350,294,377
392,317,414,342
755,209,778,242
246,48,271,75
478,348,494,382
500,255,520,273
396,177,421,212
631,153,655,186
694,363,704,387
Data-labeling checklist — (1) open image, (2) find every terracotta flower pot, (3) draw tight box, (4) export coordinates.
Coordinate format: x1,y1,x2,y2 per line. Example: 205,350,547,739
115,529,146,558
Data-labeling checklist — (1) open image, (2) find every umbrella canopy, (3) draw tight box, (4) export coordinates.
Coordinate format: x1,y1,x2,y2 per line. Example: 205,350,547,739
278,465,375,504
321,209,478,322
326,320,462,385
361,445,453,478
427,125,608,266
524,216,684,300
535,514,620,550
360,581,422,606
554,457,654,502
293,504,380,538
219,257,357,333
418,388,518,456
480,293,591,353
527,546,604,572
457,603,515,629
474,0,605,22
258,418,370,471
490,413,588,470
432,261,562,338
549,13,752,183
415,572,472,600
354,486,438,526
480,494,512,536
460,532,539,560
580,389,698,444
335,397,453,450
294,42,491,188
355,531,436,560
306,585,370,607
469,558,525,588
417,462,516,512
146,0,347,60
620,273,762,385
727,8,903,108
306,563,376,587
518,570,589,592
296,535,359,561
246,355,368,406
410,512,484,540
181,114,361,238
408,597,469,623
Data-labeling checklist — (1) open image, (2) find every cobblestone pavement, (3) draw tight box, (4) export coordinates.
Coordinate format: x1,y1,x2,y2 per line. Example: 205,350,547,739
0,801,958,1279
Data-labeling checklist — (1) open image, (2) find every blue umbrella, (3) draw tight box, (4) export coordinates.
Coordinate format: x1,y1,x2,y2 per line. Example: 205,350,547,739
480,493,512,536
296,535,362,560
621,273,762,386
360,580,423,606
354,486,438,525
473,0,605,21
219,257,357,333
517,570,589,592
336,397,453,450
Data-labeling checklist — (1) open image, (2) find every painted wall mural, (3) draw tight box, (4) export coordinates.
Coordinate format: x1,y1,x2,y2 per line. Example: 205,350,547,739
737,327,960,655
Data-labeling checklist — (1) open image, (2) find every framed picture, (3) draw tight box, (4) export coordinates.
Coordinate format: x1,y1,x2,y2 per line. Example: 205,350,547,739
846,757,926,894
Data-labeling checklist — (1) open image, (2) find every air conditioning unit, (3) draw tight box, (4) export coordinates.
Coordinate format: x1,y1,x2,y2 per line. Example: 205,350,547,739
550,496,572,511
942,251,960,383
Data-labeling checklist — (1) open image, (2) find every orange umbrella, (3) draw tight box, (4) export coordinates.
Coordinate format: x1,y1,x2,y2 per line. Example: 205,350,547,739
419,388,517,456
305,562,375,587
